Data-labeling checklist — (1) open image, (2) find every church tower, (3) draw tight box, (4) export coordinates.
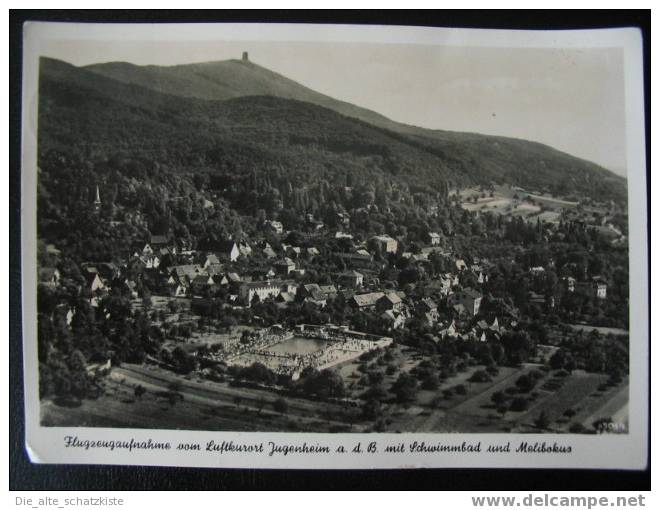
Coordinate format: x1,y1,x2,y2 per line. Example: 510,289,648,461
94,185,101,211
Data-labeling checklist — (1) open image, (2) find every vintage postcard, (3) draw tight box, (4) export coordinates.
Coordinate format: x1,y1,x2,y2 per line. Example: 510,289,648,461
20,22,648,469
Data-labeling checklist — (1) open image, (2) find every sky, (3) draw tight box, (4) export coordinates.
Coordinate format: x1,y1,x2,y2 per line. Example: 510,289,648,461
41,39,627,175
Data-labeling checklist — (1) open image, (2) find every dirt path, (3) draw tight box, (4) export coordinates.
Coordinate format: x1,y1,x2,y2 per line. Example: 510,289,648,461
412,365,529,432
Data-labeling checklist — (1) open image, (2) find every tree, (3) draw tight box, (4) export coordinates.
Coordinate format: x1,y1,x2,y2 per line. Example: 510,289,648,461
134,384,146,400
256,397,266,415
500,331,535,365
469,370,492,383
515,374,536,393
569,422,587,433
509,397,529,412
421,373,440,390
390,373,418,403
490,391,506,407
362,398,382,420
301,369,345,399
534,410,551,430
273,397,289,415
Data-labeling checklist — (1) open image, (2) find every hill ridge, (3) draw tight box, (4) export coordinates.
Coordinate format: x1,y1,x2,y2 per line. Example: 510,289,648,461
40,57,626,203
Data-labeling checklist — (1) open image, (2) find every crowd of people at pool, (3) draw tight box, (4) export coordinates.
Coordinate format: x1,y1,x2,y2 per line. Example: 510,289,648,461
205,324,392,377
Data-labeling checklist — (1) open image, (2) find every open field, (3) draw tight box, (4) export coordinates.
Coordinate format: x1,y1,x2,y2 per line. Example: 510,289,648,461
457,184,574,223
41,363,363,432
568,324,629,336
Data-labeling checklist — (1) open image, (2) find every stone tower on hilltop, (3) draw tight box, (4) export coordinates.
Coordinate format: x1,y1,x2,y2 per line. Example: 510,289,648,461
93,185,101,211
242,51,249,62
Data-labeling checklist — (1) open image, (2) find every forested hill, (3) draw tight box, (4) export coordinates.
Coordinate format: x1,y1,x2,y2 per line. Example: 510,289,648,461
40,57,625,205
84,57,626,202
39,57,466,192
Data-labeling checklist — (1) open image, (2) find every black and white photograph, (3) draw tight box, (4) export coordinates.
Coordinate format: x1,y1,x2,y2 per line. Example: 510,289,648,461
19,21,648,470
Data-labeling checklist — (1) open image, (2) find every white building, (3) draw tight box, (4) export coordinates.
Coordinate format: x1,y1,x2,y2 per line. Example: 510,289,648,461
239,281,282,305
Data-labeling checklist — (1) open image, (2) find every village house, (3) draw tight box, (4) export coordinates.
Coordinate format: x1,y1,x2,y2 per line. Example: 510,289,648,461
126,257,147,274
97,262,120,281
238,242,252,258
141,235,172,256
306,247,320,259
427,232,442,246
123,279,139,299
65,306,75,326
529,266,545,276
376,292,404,313
335,231,353,240
420,246,449,258
380,309,406,330
305,214,325,231
191,274,217,295
169,283,187,298
350,292,385,311
38,267,60,287
261,242,277,259
575,278,608,299
591,277,608,299
203,254,220,269
337,212,351,227
338,270,364,289
150,234,172,251
370,235,398,254
447,288,482,317
212,273,229,286
170,264,204,285
529,291,555,310
455,259,468,272
158,246,174,259
280,280,299,295
285,245,302,259
563,276,576,293
337,252,373,269
256,267,276,280
226,272,242,286
217,240,240,262
424,274,456,296
265,220,284,235
142,253,160,269
84,270,106,293
274,257,296,276
298,284,323,300
418,298,439,325
276,291,296,307
439,320,458,339
205,263,225,276
302,287,327,308
290,268,306,277
319,284,338,300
